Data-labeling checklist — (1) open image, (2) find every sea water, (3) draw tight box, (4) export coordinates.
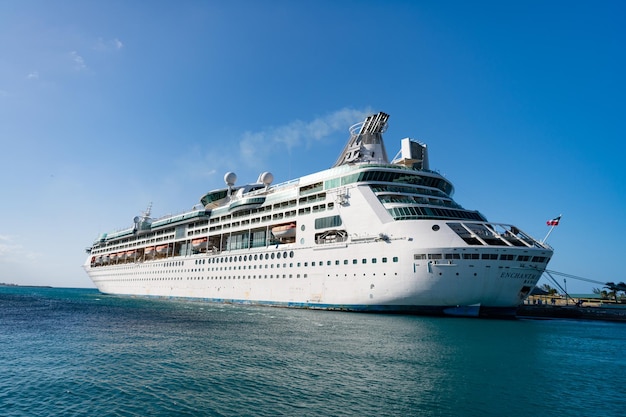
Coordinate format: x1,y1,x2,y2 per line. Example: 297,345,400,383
1,286,624,417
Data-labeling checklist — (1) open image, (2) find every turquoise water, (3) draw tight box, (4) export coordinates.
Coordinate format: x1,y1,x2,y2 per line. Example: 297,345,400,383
1,286,624,416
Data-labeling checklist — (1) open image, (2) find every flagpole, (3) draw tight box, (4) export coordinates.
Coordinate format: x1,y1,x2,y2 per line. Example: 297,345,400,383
541,226,555,244
541,213,562,244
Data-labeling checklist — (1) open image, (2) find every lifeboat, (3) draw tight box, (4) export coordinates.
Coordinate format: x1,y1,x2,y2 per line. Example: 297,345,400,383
271,223,297,239
192,237,208,249
102,254,110,264
145,246,155,256
126,250,136,260
110,253,118,261
156,245,169,255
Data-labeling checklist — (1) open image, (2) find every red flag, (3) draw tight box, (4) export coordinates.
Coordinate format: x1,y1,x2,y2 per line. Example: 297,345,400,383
546,216,561,226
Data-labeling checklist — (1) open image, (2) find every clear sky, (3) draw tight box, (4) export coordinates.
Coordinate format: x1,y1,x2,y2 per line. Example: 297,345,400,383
1,1,624,293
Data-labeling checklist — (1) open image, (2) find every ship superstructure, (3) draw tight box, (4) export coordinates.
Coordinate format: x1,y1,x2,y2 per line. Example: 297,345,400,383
84,112,552,317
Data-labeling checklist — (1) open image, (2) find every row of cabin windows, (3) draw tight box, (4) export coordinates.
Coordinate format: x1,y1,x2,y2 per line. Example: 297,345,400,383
207,193,325,227
194,256,400,267
379,195,460,209
206,203,334,233
101,258,401,280
195,251,296,264
415,253,549,263
387,206,484,221
370,184,449,199
94,233,175,254
100,274,308,282
324,170,453,195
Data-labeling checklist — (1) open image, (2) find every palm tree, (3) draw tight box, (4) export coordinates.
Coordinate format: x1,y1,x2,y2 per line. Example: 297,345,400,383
541,284,558,296
593,287,609,299
604,282,619,303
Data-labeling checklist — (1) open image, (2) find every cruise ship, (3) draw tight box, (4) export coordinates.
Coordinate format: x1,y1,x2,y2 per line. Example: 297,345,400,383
84,112,553,317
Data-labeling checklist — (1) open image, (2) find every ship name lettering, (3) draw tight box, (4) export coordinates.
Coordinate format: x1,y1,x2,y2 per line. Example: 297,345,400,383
500,272,536,280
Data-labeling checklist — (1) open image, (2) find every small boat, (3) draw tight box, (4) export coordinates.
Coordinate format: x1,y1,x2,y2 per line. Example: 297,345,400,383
271,223,297,239
156,245,169,255
192,237,208,249
145,246,155,256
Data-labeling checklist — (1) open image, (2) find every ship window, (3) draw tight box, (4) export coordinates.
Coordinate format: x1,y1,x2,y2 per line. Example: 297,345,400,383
344,260,348,265
393,257,398,262
463,254,479,260
335,260,340,265
362,259,367,264
518,255,530,262
532,256,547,263
315,215,342,229
428,254,442,260
414,254,427,260
382,257,387,263
324,178,340,189
353,259,357,264
444,253,460,260
482,254,498,260
290,251,294,258
500,254,515,261
372,258,377,263
327,261,331,266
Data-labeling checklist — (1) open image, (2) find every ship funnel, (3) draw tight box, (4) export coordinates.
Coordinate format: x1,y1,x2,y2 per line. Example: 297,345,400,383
333,112,390,167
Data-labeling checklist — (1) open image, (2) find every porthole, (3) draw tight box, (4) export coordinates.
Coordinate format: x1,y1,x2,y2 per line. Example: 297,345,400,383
432,224,440,231
301,225,305,231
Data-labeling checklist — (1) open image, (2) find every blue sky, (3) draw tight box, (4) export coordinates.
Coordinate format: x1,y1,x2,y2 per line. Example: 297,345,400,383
1,1,624,293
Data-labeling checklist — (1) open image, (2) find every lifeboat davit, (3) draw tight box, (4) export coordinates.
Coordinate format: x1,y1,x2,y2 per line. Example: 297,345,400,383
271,223,297,239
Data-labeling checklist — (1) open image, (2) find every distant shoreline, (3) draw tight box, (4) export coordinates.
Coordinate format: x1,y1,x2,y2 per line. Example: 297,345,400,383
0,283,53,288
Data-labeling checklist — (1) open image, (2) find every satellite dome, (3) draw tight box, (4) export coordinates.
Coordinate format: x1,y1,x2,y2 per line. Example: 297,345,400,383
224,172,237,186
259,171,274,186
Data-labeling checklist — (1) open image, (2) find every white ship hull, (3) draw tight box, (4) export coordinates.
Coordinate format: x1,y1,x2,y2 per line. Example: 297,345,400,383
85,215,549,317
